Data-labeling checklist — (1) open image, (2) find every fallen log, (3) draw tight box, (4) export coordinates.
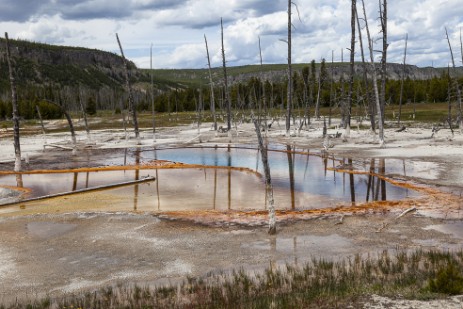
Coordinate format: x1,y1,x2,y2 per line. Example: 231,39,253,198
43,143,74,150
0,176,155,207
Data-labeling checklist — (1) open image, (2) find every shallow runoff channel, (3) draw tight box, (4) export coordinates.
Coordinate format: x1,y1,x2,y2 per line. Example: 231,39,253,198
0,144,420,214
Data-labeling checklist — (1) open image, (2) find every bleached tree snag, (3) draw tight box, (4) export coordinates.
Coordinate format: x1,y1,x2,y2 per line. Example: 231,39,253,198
285,0,293,137
315,63,322,119
446,27,463,133
361,0,385,146
252,115,276,234
258,36,269,136
44,99,77,146
116,33,140,140
121,102,128,140
221,18,231,133
5,33,22,172
328,51,334,126
356,8,375,132
398,33,408,127
78,86,90,138
345,0,356,138
197,88,203,143
204,35,217,132
460,27,463,67
447,65,454,136
35,105,46,135
150,44,157,141
379,0,388,126
456,28,463,131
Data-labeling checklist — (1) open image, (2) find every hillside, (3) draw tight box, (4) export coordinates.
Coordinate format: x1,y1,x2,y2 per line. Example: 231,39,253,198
2,39,461,92
0,39,463,119
0,38,140,92
150,62,463,88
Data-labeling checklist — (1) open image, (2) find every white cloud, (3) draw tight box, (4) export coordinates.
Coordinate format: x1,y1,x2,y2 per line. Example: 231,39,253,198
16,16,80,44
1,0,462,69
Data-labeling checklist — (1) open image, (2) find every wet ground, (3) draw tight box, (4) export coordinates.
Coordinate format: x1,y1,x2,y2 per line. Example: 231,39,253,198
1,212,462,304
0,127,462,306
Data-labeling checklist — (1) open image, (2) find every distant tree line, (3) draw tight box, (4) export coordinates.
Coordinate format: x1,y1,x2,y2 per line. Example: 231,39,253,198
0,61,460,121
149,65,460,117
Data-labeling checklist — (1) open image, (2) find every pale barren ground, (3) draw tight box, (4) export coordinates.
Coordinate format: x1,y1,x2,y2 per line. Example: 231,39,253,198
0,117,462,307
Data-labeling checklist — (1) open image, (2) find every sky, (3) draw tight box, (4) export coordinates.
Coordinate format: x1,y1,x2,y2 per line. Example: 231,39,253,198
1,0,463,69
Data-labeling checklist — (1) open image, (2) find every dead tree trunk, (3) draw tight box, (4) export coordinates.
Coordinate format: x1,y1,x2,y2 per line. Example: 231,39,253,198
447,65,454,135
35,105,46,135
379,0,388,126
5,32,21,172
446,27,463,133
286,0,293,136
328,52,334,126
150,44,157,141
44,99,77,146
302,68,310,128
78,86,90,138
315,64,322,119
397,33,408,127
356,8,375,132
361,0,385,146
204,34,217,131
252,115,276,234
116,33,140,139
345,0,356,137
197,88,203,143
459,28,463,130
221,18,231,133
258,36,269,135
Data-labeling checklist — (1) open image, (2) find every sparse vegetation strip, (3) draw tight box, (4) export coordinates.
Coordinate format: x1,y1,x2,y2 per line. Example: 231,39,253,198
3,249,463,308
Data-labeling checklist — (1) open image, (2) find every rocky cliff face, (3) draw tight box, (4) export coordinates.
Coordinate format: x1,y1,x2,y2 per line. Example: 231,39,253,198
0,38,141,91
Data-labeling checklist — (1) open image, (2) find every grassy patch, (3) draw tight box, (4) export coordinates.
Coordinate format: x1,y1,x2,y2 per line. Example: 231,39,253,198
4,249,463,308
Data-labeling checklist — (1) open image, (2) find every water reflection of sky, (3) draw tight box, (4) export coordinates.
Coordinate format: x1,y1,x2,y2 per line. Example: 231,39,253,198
0,146,420,211
145,146,419,203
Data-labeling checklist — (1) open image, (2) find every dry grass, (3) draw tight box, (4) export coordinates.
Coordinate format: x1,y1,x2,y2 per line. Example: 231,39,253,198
3,249,463,308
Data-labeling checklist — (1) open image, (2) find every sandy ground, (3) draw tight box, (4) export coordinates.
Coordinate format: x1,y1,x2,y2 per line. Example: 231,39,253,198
0,118,463,307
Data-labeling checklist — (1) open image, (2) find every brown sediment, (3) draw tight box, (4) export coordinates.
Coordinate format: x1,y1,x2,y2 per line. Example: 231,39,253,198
0,185,32,194
155,187,462,226
148,145,335,162
328,167,442,195
0,161,262,177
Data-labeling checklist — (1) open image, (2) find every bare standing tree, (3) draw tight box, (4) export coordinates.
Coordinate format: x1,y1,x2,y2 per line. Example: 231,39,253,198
459,28,463,131
221,18,231,133
258,36,269,135
150,44,157,141
252,115,276,234
379,0,388,125
315,60,322,119
116,33,140,140
78,85,90,138
286,0,293,137
345,0,357,138
204,34,217,131
397,33,408,127
4,32,21,172
35,105,46,135
447,65,454,135
361,0,385,146
44,99,77,146
445,27,463,133
328,51,334,125
356,7,375,132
